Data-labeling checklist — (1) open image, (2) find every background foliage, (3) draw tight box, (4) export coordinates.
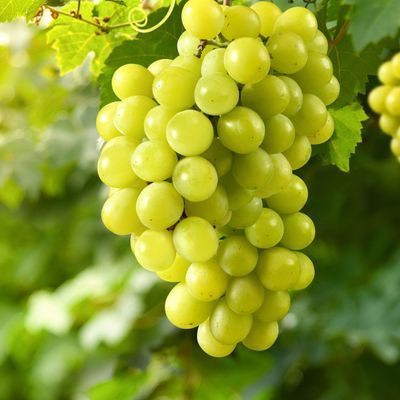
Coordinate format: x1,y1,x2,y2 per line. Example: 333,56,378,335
0,0,400,399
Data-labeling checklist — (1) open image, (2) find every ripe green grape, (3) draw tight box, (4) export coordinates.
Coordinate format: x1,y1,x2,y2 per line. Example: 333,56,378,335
101,188,145,236
97,136,139,188
242,320,279,351
186,258,228,301
201,48,227,76
131,141,177,182
152,66,197,110
261,114,295,154
221,5,261,41
112,64,154,100
378,61,399,85
167,110,214,156
392,53,400,79
254,289,291,322
228,197,263,229
114,95,156,141
266,174,308,214
245,208,284,249
209,299,253,345
232,149,274,191
177,31,200,56
157,254,190,283
280,76,303,117
308,112,334,145
217,106,265,154
267,32,308,74
217,235,258,276
170,55,201,78
173,156,218,202
273,7,317,42
307,29,328,54
256,247,300,291
283,134,312,170
220,173,254,210
195,74,239,116
311,75,340,106
224,37,270,84
281,212,316,250
136,182,184,230
96,102,121,141
135,230,175,272
241,75,290,119
293,252,315,290
148,58,172,76
368,86,391,114
226,273,264,314
379,113,400,136
181,0,224,40
165,283,215,329
386,87,400,116
201,138,233,177
144,105,177,143
391,136,400,156
185,184,229,226
251,1,281,38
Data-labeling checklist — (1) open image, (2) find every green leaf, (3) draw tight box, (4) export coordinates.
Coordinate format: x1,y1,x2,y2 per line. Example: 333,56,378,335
344,0,400,51
0,0,44,21
98,2,184,106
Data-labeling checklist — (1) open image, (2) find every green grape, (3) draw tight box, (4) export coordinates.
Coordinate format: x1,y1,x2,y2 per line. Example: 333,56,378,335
221,5,261,41
311,75,340,106
152,66,197,110
386,87,400,116
144,105,177,143
167,110,214,156
308,112,334,145
280,76,303,117
224,37,270,84
379,114,400,136
201,48,227,76
391,137,400,156
251,1,282,38
195,74,239,116
283,134,312,170
293,252,315,290
209,299,253,345
165,283,215,329
185,184,229,226
281,212,315,250
378,61,399,85
170,55,202,78
173,156,218,202
101,188,145,236
181,0,224,40
114,96,156,141
201,138,233,177
242,320,279,351
254,289,291,322
261,127,294,169
220,173,254,210
255,153,292,198
131,141,177,182
256,247,300,291
97,136,139,188
177,31,200,56
307,29,328,54
217,235,258,276
217,106,265,154
186,258,228,302
135,230,175,272
232,149,274,191
136,182,184,230
392,53,400,79
226,273,264,314
241,75,290,119
216,210,232,229
267,32,308,74
273,7,317,42
96,102,121,141
245,208,284,249
111,64,154,100
197,319,236,357
173,217,219,263
148,58,172,76
266,174,308,214
157,254,190,283
130,233,138,254
368,85,391,114
228,197,263,229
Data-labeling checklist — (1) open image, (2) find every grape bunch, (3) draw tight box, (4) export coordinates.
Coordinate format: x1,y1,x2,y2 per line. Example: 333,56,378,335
96,0,339,357
368,52,400,161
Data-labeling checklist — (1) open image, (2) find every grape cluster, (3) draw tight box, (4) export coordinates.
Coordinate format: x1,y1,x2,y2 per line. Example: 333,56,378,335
96,0,339,357
368,52,400,161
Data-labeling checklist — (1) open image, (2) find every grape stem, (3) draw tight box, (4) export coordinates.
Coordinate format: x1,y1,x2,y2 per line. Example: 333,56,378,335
223,0,232,5
329,20,350,53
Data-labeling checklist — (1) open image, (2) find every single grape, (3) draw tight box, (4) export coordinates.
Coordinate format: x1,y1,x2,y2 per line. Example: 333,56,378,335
201,48,227,76
379,114,400,136
368,85,391,114
311,75,340,106
96,102,121,141
221,5,260,41
157,254,191,283
280,76,303,117
177,31,199,56
136,182,184,230
173,217,219,263
307,30,328,54
220,173,254,210
293,252,315,290
283,134,312,170
251,1,282,38
256,247,300,291
228,197,263,229
392,53,400,79
391,137,400,156
242,320,279,351
112,64,153,100
148,58,172,76
165,283,215,329
254,289,291,322
201,138,233,177
386,87,400,116
261,114,295,154
378,61,399,85
144,105,177,143
170,55,202,78
308,112,334,145
281,212,316,250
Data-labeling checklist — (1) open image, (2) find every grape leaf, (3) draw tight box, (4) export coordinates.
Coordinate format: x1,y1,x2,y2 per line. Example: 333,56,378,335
344,0,400,51
0,0,44,21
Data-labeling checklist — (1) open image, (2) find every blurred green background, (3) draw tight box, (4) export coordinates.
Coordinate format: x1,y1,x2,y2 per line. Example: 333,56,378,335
1,10,400,400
